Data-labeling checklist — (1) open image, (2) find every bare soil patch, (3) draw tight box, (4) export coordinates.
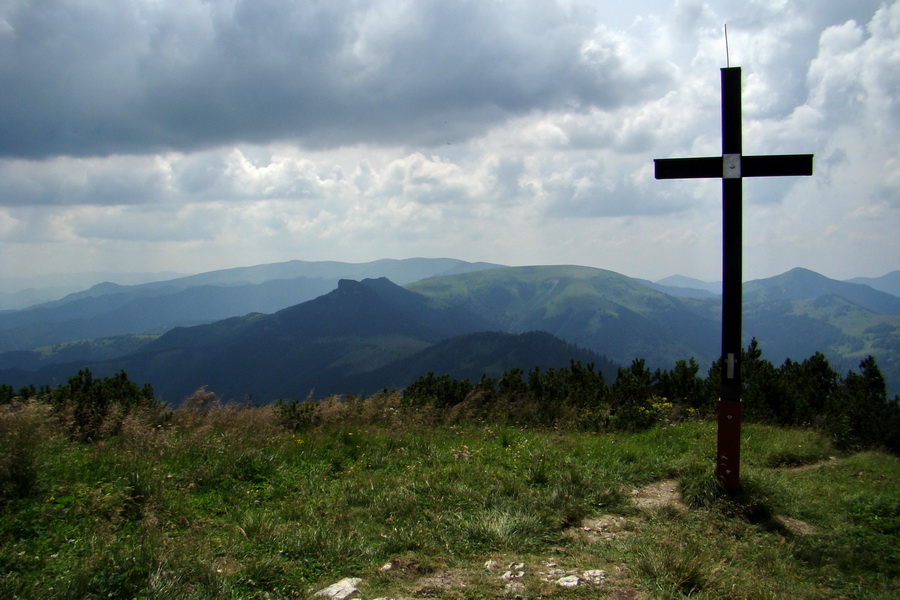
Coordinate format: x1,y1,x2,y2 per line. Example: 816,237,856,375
565,514,634,543
629,479,688,511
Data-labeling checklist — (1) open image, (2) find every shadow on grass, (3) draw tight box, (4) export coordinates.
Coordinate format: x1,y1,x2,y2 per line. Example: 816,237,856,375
678,465,798,536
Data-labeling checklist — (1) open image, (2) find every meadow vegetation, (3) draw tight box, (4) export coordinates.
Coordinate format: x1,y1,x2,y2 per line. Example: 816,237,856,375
1,346,899,599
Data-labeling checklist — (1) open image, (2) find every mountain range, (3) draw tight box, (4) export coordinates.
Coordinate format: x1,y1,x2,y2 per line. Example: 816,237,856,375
0,258,502,352
1,260,898,402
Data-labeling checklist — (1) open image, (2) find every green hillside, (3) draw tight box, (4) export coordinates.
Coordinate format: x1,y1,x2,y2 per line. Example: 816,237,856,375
408,265,719,370
343,330,619,392
746,294,900,393
744,267,900,314
408,265,900,396
0,335,158,371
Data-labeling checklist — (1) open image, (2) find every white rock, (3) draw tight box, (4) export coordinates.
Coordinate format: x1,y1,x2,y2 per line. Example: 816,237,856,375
583,569,606,585
557,575,580,588
484,560,499,570
508,562,525,570
314,577,362,600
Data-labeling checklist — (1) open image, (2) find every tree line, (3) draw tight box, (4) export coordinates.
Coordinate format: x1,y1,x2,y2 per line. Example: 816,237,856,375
1,369,160,442
400,339,899,452
3,340,898,452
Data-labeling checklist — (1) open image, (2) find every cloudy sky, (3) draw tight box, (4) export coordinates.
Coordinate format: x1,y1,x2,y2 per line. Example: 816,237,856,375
1,0,898,286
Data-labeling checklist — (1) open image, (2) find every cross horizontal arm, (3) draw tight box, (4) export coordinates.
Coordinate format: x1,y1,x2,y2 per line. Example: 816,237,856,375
742,154,813,177
654,157,721,179
654,154,814,180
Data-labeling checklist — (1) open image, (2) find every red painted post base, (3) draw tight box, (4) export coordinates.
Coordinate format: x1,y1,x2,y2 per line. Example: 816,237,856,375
716,399,742,490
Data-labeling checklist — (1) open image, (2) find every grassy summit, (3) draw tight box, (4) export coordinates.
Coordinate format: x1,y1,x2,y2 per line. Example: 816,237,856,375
1,391,897,599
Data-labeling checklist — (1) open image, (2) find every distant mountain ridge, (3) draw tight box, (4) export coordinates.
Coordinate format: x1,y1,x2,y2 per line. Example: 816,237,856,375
652,270,900,301
0,274,629,401
653,275,721,296
0,270,186,311
640,279,717,299
121,277,494,401
1,260,899,400
0,258,504,353
56,258,504,299
744,268,900,315
406,265,718,369
847,270,900,298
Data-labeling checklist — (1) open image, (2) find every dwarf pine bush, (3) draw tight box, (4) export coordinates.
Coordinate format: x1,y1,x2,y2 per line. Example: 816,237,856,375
49,369,163,442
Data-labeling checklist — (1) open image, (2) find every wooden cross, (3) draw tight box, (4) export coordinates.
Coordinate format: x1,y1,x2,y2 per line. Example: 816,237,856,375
654,67,813,490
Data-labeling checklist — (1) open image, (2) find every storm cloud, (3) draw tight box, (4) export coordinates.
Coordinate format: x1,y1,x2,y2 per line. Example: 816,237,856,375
1,0,673,158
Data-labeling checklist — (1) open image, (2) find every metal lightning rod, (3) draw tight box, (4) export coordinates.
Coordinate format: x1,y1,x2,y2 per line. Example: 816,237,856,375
725,24,731,67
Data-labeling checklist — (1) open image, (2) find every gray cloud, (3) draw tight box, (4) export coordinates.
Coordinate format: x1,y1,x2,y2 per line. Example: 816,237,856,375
0,155,167,206
0,0,675,158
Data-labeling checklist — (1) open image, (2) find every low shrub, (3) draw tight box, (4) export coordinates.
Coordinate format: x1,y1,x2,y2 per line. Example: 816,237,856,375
0,401,54,503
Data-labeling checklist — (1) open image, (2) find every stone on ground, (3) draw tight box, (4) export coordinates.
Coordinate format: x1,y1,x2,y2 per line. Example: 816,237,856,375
314,577,362,600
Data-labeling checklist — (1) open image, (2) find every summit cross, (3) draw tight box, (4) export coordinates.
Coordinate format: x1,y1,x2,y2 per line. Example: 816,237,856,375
654,67,813,490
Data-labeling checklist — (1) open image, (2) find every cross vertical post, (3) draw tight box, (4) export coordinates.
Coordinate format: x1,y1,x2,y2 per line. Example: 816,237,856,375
719,67,743,490
653,67,813,490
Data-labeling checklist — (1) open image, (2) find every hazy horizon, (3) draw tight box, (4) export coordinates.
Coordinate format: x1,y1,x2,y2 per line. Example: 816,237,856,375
2,258,898,305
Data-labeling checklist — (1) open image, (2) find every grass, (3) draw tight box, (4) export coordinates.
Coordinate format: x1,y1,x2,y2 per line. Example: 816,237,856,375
1,396,898,599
